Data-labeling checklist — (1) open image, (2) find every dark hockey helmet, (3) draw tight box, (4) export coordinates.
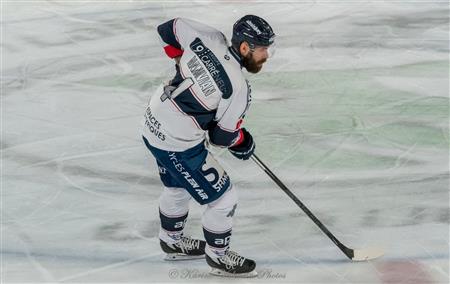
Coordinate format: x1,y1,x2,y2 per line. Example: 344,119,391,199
231,15,275,49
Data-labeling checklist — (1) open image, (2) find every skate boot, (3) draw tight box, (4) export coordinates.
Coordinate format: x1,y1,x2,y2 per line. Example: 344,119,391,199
205,247,257,277
160,236,206,261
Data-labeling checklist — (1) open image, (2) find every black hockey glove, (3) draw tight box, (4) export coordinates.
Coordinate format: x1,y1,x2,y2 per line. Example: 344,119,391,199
228,128,255,160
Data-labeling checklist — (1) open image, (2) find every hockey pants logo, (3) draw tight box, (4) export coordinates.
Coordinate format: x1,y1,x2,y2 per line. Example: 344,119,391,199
201,154,230,194
144,137,232,205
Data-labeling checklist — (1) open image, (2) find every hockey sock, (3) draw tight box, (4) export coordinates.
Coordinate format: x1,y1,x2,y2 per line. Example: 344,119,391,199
159,209,188,244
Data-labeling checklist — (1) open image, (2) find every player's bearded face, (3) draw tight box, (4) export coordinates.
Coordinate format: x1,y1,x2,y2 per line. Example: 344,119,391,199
243,50,266,73
242,45,270,74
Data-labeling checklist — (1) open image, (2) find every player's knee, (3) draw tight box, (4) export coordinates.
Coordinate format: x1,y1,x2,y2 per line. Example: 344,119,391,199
159,187,191,215
208,186,238,217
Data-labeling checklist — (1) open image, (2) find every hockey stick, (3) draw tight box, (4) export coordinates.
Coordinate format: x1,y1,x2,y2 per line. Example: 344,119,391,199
251,153,384,261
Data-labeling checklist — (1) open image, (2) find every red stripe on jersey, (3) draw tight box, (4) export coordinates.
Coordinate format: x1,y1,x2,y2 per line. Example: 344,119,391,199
236,118,243,129
231,129,244,146
163,45,184,58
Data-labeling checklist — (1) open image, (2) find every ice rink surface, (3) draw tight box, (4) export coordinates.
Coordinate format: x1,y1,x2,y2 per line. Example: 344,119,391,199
2,0,449,283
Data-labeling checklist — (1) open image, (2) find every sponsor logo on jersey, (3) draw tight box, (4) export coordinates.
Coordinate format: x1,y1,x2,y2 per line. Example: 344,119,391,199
213,173,229,192
189,38,233,99
145,107,166,141
168,153,209,200
187,56,216,97
201,155,230,193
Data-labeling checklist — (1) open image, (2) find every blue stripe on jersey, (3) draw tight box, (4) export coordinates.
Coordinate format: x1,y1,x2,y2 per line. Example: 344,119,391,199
173,90,217,130
208,124,239,147
228,46,243,67
169,64,184,87
157,19,182,50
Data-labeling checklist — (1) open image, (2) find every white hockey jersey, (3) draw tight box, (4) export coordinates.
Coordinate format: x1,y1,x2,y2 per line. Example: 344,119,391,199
142,18,251,152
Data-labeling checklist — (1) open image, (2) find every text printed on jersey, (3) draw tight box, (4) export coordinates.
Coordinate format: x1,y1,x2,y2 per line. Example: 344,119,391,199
189,38,233,99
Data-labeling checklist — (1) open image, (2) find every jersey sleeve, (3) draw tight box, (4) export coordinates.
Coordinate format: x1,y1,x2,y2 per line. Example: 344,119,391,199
157,18,224,59
157,18,183,58
208,81,250,147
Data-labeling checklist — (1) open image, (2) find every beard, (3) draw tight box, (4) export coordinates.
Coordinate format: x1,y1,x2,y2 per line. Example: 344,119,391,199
242,52,266,74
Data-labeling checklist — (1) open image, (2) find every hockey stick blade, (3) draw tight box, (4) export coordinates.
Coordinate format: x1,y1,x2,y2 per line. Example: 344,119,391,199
251,154,385,262
351,247,385,261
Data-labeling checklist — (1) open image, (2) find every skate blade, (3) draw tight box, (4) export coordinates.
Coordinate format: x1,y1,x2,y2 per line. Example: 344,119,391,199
164,253,205,261
209,268,258,278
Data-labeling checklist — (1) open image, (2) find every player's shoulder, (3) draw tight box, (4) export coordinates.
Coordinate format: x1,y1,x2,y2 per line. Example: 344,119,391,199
207,52,245,101
223,55,247,97
176,17,226,44
190,37,246,100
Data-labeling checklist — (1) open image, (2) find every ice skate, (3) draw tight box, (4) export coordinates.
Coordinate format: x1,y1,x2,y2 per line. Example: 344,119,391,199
160,236,206,261
206,248,257,277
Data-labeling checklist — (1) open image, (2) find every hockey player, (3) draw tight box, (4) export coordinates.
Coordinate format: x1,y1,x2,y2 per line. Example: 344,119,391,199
142,15,275,277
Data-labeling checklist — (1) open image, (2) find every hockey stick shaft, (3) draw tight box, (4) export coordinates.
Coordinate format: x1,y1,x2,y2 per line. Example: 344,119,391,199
251,153,354,259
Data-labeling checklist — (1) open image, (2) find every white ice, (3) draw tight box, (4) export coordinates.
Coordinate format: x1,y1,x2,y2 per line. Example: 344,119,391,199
2,1,449,283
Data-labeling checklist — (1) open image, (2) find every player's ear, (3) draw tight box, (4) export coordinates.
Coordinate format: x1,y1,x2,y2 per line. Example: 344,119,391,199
239,41,251,57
